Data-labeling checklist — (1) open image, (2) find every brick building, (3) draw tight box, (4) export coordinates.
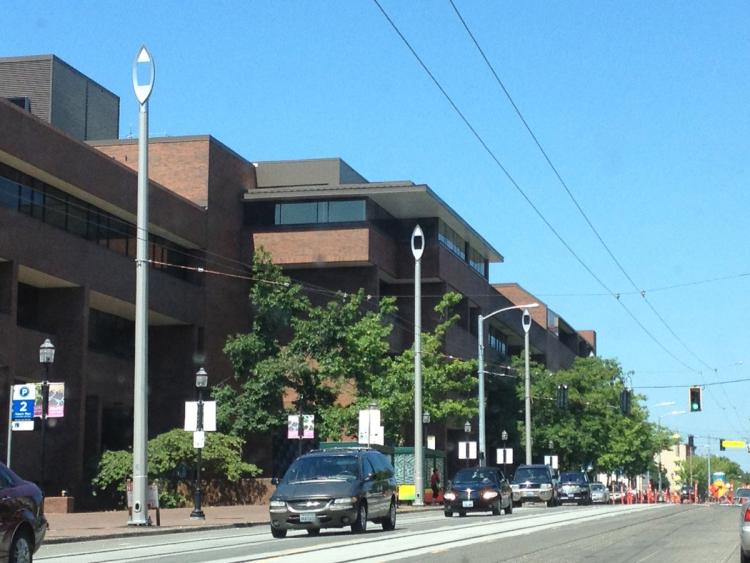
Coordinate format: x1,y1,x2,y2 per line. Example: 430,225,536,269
0,54,595,496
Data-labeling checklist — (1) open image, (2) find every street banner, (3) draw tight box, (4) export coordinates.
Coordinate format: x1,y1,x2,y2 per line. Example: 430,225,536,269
184,401,217,432
288,414,315,439
358,408,381,444
193,430,205,449
458,441,477,460
33,382,65,418
544,455,559,469
496,447,513,465
427,435,436,450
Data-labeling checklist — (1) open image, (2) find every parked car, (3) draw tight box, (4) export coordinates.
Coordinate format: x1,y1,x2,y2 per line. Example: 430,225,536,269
268,448,397,538
734,488,750,506
590,482,610,504
443,467,512,517
558,471,592,505
511,464,558,507
0,462,47,563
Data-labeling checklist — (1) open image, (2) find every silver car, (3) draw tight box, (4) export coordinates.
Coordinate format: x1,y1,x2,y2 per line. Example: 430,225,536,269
739,501,750,562
590,482,610,504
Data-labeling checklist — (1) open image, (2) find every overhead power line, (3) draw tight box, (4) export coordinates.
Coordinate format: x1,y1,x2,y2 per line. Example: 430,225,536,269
372,0,698,374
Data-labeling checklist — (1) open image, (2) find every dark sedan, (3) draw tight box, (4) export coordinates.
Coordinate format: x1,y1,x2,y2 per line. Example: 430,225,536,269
0,463,47,563
444,467,512,517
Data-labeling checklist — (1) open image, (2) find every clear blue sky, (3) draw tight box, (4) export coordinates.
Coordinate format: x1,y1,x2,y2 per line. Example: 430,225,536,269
6,1,750,469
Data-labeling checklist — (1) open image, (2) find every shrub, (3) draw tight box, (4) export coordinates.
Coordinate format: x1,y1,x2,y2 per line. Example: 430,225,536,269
91,428,260,508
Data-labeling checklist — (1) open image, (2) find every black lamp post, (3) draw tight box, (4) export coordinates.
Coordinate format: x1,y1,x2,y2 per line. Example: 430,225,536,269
501,429,508,478
464,420,472,467
297,394,304,457
39,338,55,493
422,411,431,449
190,367,208,520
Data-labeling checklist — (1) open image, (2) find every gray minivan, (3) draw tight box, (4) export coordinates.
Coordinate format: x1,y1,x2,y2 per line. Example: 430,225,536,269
269,448,397,538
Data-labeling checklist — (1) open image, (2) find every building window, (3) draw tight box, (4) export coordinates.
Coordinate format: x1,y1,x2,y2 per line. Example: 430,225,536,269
88,309,135,359
438,220,466,261
468,247,487,278
274,199,365,226
0,162,203,285
488,326,507,356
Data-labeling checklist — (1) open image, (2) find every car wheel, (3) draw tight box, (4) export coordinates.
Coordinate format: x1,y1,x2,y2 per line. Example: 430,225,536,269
351,502,368,533
742,549,750,563
271,527,287,539
382,500,397,531
492,501,501,516
458,511,466,517
306,528,321,536
9,531,32,563
548,498,556,508
444,510,453,517
505,498,513,515
512,500,521,508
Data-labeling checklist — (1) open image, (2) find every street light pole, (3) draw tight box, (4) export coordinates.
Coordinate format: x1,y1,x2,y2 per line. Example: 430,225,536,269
522,309,532,464
464,421,471,467
477,303,538,464
501,429,508,478
38,339,55,495
411,225,425,506
130,45,155,526
190,368,207,520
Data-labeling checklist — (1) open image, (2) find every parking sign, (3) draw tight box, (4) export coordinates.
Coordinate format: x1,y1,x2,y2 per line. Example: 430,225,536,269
12,384,35,422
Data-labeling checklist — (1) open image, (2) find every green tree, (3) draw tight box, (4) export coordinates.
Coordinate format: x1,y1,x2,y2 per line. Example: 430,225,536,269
352,292,478,445
675,454,745,496
214,249,396,442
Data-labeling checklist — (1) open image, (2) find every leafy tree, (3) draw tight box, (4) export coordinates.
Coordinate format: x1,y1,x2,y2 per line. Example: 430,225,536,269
516,355,663,477
91,429,259,508
352,292,478,445
675,454,745,495
214,249,396,442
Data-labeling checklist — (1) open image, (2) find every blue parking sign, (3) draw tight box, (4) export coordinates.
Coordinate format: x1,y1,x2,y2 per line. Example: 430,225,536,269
12,400,34,421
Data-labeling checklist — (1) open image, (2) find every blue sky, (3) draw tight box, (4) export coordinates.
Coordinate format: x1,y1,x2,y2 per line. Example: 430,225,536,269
6,1,750,468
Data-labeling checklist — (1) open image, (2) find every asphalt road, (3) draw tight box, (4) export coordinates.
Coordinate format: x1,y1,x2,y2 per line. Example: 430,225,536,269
36,503,741,563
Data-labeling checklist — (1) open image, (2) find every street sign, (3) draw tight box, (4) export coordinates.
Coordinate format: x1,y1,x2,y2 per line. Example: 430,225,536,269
496,447,513,465
358,409,380,444
11,421,34,431
544,455,559,469
11,384,35,422
458,441,477,460
193,430,205,449
720,439,745,449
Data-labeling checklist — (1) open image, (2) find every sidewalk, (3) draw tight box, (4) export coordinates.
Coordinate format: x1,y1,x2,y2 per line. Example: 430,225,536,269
45,503,443,544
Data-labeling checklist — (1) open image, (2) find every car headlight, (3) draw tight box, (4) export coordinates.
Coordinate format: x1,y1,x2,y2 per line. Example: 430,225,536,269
481,490,499,500
443,492,457,501
540,483,551,490
330,496,357,510
510,484,519,491
269,500,286,510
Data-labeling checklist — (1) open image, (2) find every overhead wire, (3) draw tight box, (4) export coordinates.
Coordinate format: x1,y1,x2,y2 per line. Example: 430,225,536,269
447,0,713,374
371,0,698,374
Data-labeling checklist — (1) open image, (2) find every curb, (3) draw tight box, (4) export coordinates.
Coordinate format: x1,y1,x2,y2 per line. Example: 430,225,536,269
44,504,444,544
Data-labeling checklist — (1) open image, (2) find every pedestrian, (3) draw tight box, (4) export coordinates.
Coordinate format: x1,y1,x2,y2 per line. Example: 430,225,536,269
430,467,440,505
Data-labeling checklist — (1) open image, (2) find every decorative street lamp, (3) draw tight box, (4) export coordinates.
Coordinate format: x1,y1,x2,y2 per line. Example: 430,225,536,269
39,338,55,493
477,303,539,463
522,308,533,464
422,411,431,449
464,420,472,467
501,429,509,478
190,367,208,520
130,44,155,527
411,224,425,506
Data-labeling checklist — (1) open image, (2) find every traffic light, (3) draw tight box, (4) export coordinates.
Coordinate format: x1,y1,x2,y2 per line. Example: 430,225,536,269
688,434,694,456
720,438,726,451
619,389,631,415
689,386,702,412
556,384,569,409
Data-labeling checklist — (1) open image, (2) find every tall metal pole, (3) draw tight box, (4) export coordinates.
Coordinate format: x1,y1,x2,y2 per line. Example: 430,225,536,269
190,384,205,520
411,225,424,506
522,309,532,464
6,385,12,468
130,46,155,526
477,303,538,466
477,315,485,464
40,366,49,494
657,418,662,493
297,395,303,458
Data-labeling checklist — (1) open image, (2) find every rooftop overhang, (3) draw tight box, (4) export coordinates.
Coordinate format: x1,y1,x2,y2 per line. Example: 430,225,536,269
242,181,503,263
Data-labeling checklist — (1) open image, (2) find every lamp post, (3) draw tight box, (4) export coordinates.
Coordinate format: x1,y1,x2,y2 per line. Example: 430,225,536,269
190,368,208,520
130,45,155,527
477,303,539,464
297,394,304,457
464,420,472,467
367,402,377,448
38,338,55,494
522,308,533,464
501,429,508,478
422,411,431,449
411,225,425,506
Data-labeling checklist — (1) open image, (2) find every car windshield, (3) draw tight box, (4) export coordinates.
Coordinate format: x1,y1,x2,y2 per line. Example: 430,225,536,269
453,468,497,484
283,455,359,483
560,472,586,483
513,467,550,482
591,483,604,491
736,489,750,498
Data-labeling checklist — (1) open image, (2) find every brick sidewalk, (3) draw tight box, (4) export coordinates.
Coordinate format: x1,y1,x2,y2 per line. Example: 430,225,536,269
45,503,442,544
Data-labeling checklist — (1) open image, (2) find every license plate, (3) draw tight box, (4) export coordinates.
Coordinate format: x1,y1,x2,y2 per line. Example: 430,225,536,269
300,512,317,523
462,500,473,508
523,491,535,497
